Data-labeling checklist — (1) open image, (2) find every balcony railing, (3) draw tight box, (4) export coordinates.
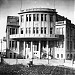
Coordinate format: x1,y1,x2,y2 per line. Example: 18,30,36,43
10,34,56,39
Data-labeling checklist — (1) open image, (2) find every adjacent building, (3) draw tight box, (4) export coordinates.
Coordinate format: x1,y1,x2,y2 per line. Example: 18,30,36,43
6,8,75,60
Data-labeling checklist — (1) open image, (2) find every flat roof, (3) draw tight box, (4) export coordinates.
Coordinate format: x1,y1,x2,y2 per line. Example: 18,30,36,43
18,8,57,14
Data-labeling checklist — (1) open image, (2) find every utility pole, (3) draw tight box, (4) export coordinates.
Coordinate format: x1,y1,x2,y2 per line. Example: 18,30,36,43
0,39,2,54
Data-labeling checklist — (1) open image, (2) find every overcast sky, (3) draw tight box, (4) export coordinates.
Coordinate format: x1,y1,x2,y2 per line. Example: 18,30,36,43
0,0,75,40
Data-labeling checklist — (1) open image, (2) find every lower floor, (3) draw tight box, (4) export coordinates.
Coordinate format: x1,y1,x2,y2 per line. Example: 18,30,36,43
6,39,67,59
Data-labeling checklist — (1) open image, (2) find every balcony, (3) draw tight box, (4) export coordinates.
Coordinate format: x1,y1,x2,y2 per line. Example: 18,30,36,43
9,33,64,41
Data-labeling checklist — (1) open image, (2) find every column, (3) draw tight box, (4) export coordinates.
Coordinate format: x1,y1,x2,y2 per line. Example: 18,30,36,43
39,41,41,59
47,40,49,64
39,14,41,35
23,41,26,59
31,14,33,35
17,41,19,55
31,41,33,59
47,40,49,58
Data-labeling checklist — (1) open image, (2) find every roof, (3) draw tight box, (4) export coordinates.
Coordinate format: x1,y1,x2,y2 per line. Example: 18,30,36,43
18,8,57,14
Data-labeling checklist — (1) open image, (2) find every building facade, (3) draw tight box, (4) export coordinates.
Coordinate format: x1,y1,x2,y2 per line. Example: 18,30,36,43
6,8,75,60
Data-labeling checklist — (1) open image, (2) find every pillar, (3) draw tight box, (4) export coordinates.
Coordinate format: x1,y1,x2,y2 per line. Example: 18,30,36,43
47,40,49,58
31,41,33,59
17,41,19,56
23,41,26,59
39,41,41,59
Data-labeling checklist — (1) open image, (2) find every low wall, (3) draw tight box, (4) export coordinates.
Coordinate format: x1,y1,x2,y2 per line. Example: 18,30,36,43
3,58,64,65
3,58,75,68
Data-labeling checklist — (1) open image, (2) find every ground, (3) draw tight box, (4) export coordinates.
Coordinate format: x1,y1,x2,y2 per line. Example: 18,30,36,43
0,63,75,75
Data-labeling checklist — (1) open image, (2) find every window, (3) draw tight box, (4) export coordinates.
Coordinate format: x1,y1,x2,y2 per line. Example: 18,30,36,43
44,27,46,34
10,53,12,58
33,14,36,21
29,14,31,21
67,54,69,59
50,28,53,34
26,14,28,21
9,41,11,48
70,54,72,59
29,27,31,34
14,53,16,58
16,28,17,34
45,14,47,21
21,28,23,34
12,41,14,48
12,28,15,34
37,14,39,21
41,27,43,34
10,28,12,35
61,54,63,58
41,14,43,21
57,54,59,58
21,15,24,22
33,27,35,34
26,28,27,34
36,27,38,34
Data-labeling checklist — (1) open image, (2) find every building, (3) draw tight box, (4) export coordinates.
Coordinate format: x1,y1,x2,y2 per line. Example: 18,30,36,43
6,8,75,60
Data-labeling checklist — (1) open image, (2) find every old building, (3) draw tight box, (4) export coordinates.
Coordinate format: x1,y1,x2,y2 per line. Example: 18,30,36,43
6,8,75,60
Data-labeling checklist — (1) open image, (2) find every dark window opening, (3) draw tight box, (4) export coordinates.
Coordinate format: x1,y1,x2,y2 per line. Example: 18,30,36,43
37,14,39,21
29,14,31,21
45,14,47,21
12,28,15,34
14,53,16,58
41,27,43,34
50,28,53,34
10,53,12,58
33,27,35,34
61,54,63,58
36,27,38,34
16,29,17,34
12,41,14,48
41,14,43,21
67,54,69,59
21,28,23,34
10,28,12,35
57,54,59,58
26,14,28,21
33,14,36,21
21,15,24,22
9,41,11,48
44,27,46,34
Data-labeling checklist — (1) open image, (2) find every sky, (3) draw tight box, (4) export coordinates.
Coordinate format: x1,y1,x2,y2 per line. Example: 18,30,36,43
0,0,75,51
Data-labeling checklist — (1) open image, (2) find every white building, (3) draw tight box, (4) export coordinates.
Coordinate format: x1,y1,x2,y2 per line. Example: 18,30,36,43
6,8,75,60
